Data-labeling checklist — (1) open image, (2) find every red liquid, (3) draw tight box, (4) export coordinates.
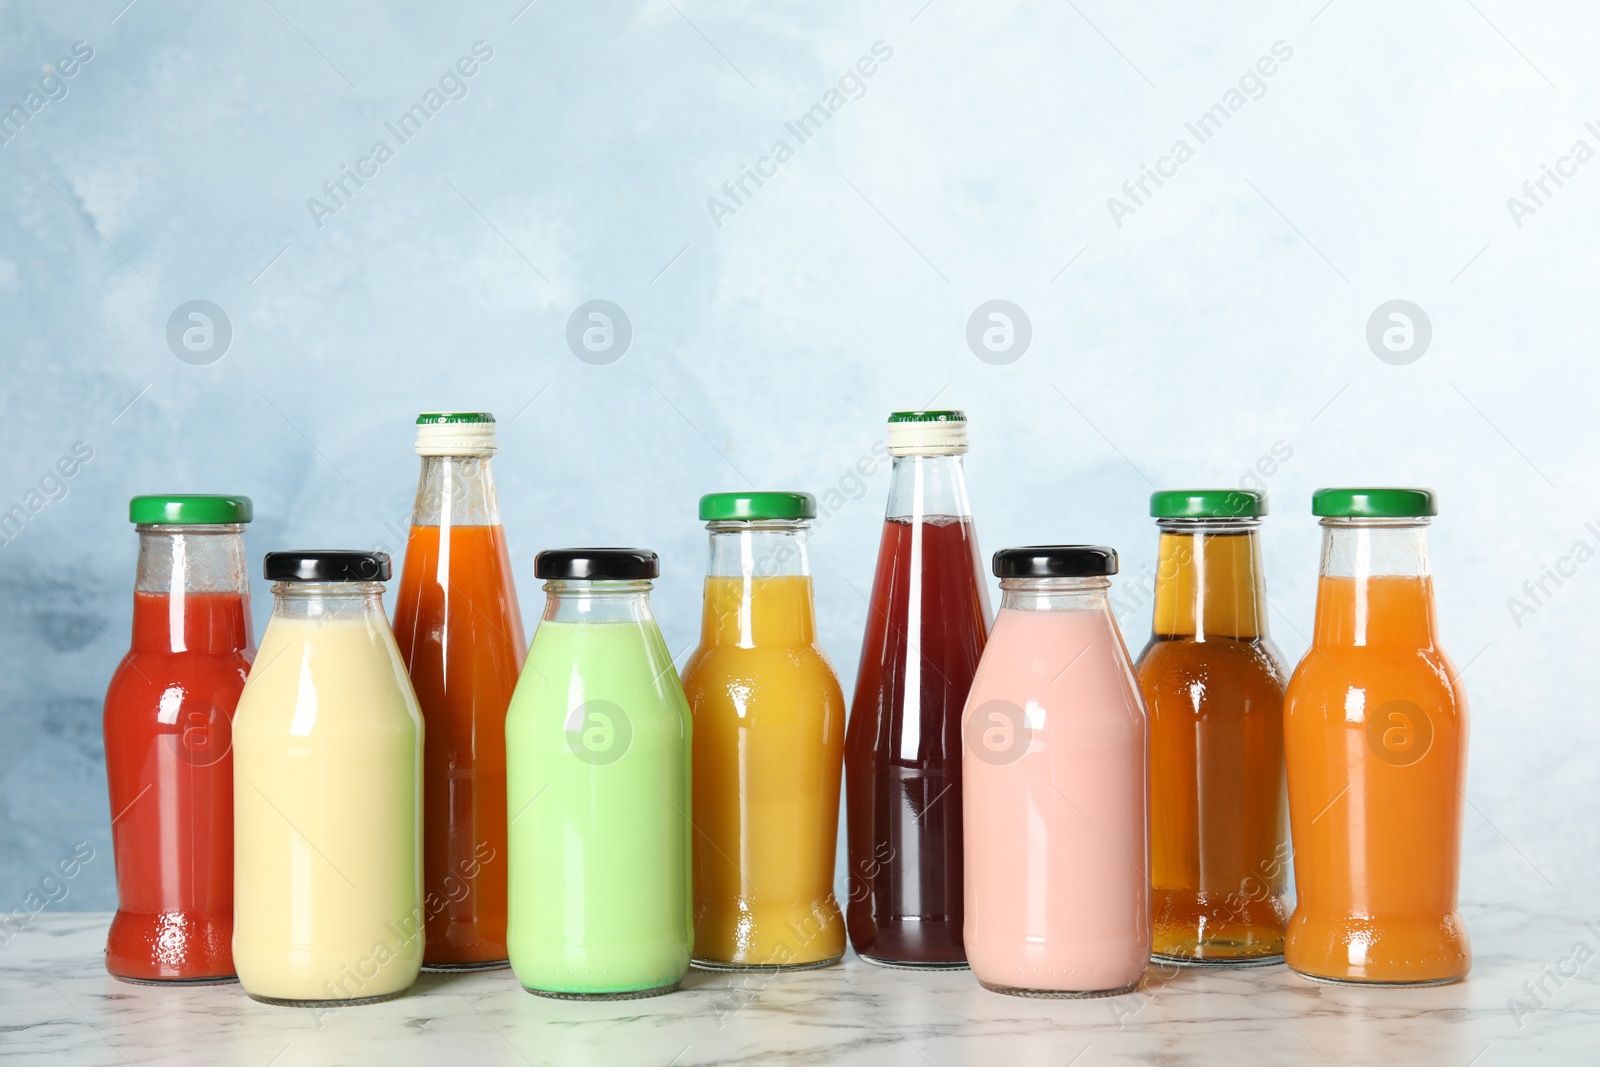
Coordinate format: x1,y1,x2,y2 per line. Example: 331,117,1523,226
845,516,990,965
103,591,252,982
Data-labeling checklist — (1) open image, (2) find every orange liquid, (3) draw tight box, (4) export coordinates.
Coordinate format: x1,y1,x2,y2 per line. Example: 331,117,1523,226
393,523,526,967
681,575,846,968
1137,531,1290,962
1283,575,1470,984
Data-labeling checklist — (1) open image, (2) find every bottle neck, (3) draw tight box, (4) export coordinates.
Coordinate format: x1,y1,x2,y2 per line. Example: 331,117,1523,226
885,453,973,521
1150,520,1268,640
998,576,1111,613
1313,519,1437,648
542,580,656,625
269,581,388,621
412,454,501,527
700,521,816,647
131,524,252,653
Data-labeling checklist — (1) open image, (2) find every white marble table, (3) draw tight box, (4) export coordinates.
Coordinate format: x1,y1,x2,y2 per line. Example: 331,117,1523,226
3,904,1595,1065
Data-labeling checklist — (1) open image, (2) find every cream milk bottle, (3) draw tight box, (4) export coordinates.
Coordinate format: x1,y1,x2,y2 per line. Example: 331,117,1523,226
962,546,1149,997
233,551,424,1006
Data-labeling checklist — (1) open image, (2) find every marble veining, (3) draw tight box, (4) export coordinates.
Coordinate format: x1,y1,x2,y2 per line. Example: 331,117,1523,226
2,902,1597,1065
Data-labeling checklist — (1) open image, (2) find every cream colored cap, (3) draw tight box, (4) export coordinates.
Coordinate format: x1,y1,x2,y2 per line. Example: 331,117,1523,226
414,412,497,456
887,410,968,456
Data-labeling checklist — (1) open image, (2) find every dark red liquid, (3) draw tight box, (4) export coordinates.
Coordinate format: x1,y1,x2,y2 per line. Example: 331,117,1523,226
845,516,989,966
103,591,252,982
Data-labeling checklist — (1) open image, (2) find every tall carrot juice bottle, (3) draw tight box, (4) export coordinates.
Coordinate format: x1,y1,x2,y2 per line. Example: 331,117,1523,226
681,493,847,970
1284,488,1470,985
1135,489,1290,965
104,495,254,983
845,410,990,968
393,412,526,970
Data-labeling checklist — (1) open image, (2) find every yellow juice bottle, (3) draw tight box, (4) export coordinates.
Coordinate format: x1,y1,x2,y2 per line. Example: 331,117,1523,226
680,492,846,970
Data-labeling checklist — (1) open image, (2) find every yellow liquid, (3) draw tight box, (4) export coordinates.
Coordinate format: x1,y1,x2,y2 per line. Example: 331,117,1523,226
680,575,846,968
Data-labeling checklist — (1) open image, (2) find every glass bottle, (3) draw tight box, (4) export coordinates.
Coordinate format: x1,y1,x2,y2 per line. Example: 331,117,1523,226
393,412,525,970
1284,489,1470,985
680,492,846,970
232,551,423,1006
846,410,990,968
1135,490,1290,965
963,547,1149,997
505,549,692,998
103,495,254,983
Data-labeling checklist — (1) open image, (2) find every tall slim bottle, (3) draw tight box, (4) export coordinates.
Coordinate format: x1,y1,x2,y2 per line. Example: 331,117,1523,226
845,410,990,968
393,412,525,970
1284,488,1470,985
1135,490,1290,964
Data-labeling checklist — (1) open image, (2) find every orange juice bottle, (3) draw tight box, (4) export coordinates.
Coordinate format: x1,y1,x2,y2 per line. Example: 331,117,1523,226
393,413,526,970
680,492,846,970
1284,488,1470,985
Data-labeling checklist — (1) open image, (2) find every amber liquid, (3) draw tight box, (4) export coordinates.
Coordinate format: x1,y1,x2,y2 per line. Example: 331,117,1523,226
393,522,526,969
1284,574,1469,985
1135,529,1290,964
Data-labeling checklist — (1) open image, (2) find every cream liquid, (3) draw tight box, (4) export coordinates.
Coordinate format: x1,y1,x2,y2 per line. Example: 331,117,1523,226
232,613,424,1003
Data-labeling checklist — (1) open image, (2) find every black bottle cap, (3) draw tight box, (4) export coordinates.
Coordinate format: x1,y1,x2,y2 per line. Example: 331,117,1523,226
264,550,392,582
535,548,659,581
992,545,1118,578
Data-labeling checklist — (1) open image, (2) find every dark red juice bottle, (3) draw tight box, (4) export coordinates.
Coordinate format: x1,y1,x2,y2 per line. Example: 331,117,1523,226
845,411,990,967
103,495,254,982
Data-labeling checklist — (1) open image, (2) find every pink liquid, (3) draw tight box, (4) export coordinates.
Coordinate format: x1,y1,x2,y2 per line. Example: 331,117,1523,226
962,603,1149,995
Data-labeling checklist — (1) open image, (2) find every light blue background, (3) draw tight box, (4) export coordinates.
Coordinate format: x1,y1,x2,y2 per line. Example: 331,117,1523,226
0,0,1590,918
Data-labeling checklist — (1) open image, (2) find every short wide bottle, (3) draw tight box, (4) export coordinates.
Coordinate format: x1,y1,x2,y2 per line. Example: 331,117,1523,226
1135,490,1289,964
104,495,255,983
393,412,525,970
963,547,1149,998
681,492,847,970
505,549,692,998
232,551,424,1006
1284,489,1470,985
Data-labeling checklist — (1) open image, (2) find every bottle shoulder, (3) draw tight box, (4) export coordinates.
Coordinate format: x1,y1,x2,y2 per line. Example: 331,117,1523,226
1285,644,1466,713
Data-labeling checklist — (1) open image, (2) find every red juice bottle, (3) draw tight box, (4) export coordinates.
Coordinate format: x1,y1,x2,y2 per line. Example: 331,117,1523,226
103,495,254,983
845,411,990,968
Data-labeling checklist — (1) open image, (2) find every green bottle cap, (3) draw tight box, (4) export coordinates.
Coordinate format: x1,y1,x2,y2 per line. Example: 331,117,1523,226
1150,489,1266,519
887,410,966,424
1312,487,1437,518
129,495,253,525
416,412,495,424
699,491,817,522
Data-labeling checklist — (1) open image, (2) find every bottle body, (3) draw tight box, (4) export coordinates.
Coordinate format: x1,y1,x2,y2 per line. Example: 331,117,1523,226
505,577,692,997
104,518,253,983
1284,517,1470,985
681,516,846,969
963,573,1149,996
1135,518,1290,963
393,445,524,969
845,448,989,968
232,578,424,1005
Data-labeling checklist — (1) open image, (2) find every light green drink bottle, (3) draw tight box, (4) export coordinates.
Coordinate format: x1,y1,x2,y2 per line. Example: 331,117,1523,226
505,548,693,998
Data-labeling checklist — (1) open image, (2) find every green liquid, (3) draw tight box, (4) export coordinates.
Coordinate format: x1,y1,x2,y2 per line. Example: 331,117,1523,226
505,618,693,996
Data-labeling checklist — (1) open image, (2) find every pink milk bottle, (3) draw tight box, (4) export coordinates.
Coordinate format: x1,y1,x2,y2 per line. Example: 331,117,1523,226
962,546,1150,997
